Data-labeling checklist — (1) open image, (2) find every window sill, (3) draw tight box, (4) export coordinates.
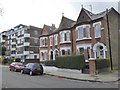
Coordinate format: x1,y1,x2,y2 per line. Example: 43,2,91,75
40,46,48,48
95,36,101,38
60,41,71,44
76,37,92,41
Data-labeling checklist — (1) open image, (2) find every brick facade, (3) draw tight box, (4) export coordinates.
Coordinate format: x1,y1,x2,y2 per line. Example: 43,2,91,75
39,8,119,69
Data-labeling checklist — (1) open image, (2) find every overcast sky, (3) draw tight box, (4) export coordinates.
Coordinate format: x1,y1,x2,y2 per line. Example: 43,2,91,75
0,0,119,32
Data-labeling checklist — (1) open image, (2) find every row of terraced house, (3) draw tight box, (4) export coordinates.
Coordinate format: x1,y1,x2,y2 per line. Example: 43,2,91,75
0,7,119,69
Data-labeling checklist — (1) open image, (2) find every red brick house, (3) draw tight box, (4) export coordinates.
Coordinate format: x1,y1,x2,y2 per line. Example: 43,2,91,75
72,8,119,69
39,16,75,61
39,24,55,61
39,7,119,69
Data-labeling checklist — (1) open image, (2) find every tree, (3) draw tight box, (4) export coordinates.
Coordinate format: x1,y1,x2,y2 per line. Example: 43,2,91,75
2,46,6,56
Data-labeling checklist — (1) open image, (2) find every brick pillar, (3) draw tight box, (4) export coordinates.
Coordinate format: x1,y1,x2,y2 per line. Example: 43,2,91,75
84,49,88,60
89,58,96,76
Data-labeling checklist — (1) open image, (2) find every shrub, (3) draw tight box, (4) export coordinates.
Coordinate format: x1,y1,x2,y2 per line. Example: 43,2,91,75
7,58,15,65
0,57,3,63
95,59,110,70
45,60,56,66
2,58,8,64
55,55,85,70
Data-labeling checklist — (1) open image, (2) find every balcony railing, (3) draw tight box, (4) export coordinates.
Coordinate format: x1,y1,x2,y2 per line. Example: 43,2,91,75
23,42,30,46
24,33,30,37
11,42,16,45
11,48,16,51
23,51,30,55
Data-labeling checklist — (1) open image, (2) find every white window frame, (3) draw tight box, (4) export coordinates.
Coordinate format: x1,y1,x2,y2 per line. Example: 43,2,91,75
85,26,90,38
76,26,83,40
60,31,71,44
93,22,101,38
50,36,53,46
54,34,58,45
66,31,70,41
40,38,42,47
60,32,64,43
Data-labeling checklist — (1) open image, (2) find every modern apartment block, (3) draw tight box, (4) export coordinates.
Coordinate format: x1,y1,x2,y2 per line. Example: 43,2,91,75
3,24,42,62
39,7,119,69
0,31,8,56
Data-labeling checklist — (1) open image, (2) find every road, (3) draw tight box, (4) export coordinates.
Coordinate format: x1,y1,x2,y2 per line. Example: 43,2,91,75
1,65,119,88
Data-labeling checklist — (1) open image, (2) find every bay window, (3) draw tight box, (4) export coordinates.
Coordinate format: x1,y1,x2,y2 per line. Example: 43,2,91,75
50,36,53,46
66,31,70,41
85,26,90,38
60,32,64,42
78,26,83,39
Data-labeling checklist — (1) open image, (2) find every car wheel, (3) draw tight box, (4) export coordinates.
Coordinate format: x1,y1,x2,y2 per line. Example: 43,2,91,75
9,68,11,71
29,71,33,76
21,70,24,74
40,70,43,75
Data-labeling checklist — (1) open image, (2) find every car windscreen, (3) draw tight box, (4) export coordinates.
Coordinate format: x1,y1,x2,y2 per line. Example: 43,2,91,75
33,63,40,68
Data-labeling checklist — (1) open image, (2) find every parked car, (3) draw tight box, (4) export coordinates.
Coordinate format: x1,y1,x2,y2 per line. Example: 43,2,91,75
21,63,44,76
9,62,24,72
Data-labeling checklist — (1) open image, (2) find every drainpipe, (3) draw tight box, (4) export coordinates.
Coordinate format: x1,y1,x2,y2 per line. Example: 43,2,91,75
106,9,113,70
71,28,74,54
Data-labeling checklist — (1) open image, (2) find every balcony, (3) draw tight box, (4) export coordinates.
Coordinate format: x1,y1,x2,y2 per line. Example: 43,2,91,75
11,42,16,45
23,51,30,55
1,40,5,43
24,34,30,37
11,35,16,39
11,48,16,51
23,42,30,46
11,54,16,57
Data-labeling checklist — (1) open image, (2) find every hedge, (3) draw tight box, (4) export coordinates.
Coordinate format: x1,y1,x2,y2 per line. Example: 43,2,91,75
44,60,56,66
55,54,85,70
95,59,110,70
2,58,15,65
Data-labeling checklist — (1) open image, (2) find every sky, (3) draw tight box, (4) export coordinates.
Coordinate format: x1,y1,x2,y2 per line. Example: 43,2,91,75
0,0,119,33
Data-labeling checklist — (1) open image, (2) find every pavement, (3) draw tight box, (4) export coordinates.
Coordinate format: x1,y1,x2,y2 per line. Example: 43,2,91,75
43,66,119,83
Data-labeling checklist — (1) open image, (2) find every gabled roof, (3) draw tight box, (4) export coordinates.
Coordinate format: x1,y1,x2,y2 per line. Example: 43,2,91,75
41,24,56,35
76,7,119,24
58,16,75,30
